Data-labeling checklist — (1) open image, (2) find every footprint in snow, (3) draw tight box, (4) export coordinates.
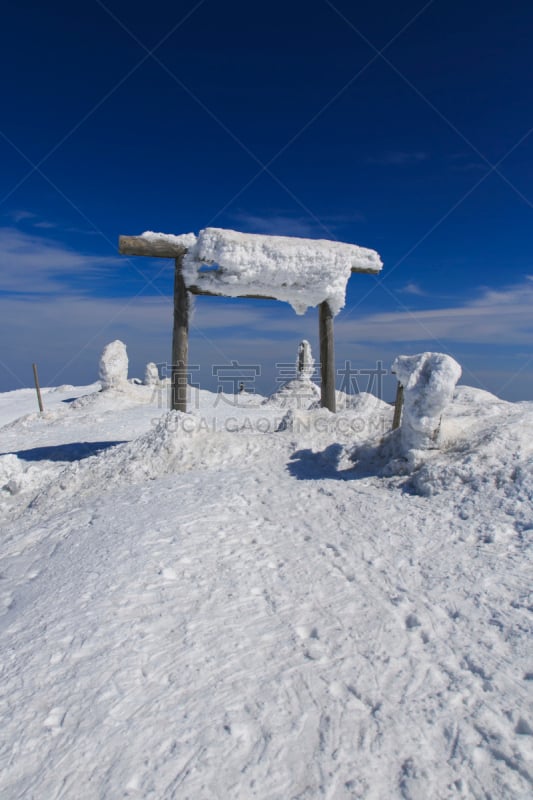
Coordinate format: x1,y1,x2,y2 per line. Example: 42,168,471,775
405,613,421,629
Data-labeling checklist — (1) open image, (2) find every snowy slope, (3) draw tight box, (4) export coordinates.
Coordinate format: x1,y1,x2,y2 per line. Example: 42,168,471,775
0,382,532,799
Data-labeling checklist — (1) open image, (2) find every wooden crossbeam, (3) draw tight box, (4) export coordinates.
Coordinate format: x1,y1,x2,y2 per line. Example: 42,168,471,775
188,286,278,301
119,235,188,258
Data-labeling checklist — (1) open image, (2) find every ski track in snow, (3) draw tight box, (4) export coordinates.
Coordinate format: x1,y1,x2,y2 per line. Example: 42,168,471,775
0,383,532,799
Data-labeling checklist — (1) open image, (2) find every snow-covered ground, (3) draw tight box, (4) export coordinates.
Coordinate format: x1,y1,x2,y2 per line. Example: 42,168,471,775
0,378,532,799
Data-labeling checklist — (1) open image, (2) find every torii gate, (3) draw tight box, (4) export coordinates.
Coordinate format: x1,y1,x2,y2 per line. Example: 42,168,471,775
118,228,382,414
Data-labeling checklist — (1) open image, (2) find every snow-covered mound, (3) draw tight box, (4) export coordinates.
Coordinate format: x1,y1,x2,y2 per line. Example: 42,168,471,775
70,381,158,410
28,411,266,513
347,385,533,527
411,387,533,507
264,377,321,409
330,389,392,414
1,381,532,799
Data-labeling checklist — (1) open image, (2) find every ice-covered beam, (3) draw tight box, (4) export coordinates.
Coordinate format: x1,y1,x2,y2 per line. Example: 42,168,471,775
119,233,379,275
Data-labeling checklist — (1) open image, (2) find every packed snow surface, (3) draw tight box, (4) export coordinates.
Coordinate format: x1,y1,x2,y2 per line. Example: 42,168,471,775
141,226,381,315
0,379,532,799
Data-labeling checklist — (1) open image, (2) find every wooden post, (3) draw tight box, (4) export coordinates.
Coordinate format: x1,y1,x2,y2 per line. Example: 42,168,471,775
172,255,190,413
392,382,404,430
319,301,336,413
32,362,44,413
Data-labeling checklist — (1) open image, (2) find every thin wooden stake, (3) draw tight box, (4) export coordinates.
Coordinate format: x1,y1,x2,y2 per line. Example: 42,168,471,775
32,362,44,413
172,254,190,413
319,300,336,413
392,382,404,430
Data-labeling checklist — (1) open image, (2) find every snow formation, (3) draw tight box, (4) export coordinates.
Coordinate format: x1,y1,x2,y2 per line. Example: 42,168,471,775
392,352,462,452
144,362,160,387
297,339,315,379
98,340,129,390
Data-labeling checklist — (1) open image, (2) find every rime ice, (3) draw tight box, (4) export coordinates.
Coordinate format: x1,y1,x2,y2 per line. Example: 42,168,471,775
141,230,197,250
144,362,160,387
173,227,383,315
392,352,462,452
297,340,315,379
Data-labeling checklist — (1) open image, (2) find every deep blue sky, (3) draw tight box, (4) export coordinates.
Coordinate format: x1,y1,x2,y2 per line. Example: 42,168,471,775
1,0,531,400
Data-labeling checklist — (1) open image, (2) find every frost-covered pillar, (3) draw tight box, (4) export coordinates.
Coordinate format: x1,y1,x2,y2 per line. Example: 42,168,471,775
172,254,189,413
297,339,314,379
392,352,461,452
319,301,336,413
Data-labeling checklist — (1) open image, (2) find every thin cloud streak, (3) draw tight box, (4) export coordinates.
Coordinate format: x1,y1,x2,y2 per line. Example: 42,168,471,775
336,280,533,346
399,281,426,296
0,227,120,294
367,151,429,166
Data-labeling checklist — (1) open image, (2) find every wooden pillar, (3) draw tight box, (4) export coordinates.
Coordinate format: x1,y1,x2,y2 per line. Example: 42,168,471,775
392,382,404,430
319,301,336,413
32,362,44,413
172,254,190,413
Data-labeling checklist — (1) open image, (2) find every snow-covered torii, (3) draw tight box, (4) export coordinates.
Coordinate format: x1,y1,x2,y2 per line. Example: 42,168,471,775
119,227,383,413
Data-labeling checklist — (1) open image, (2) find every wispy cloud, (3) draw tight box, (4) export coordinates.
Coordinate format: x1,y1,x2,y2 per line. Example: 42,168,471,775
399,281,426,296
448,153,487,172
7,210,36,223
231,212,319,237
231,210,366,239
337,279,533,346
33,220,57,229
5,209,57,228
0,227,119,294
368,151,428,166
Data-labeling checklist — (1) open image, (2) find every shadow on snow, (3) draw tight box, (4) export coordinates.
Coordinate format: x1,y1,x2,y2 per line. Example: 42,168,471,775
288,444,362,481
1,441,127,463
